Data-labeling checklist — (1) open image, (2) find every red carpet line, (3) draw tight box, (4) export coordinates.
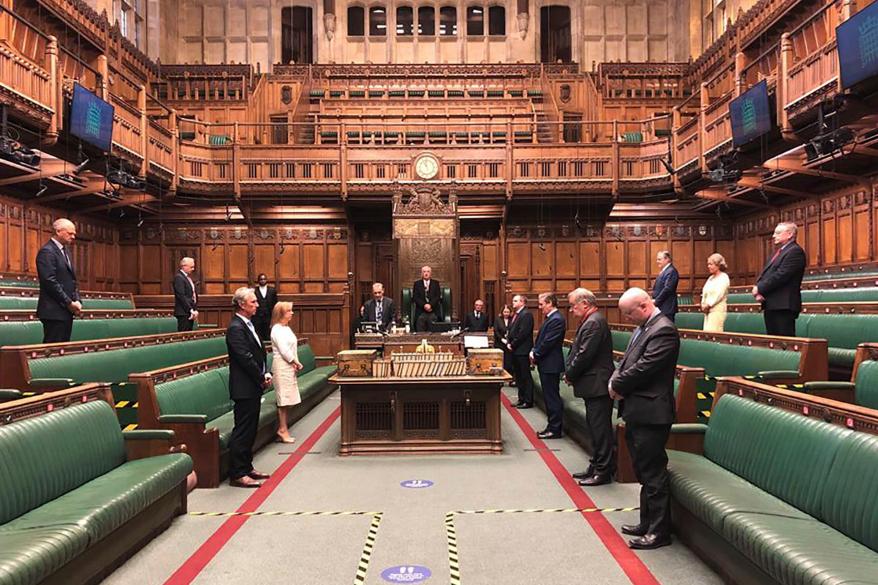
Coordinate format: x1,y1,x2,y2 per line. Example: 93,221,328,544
163,406,341,585
501,393,662,585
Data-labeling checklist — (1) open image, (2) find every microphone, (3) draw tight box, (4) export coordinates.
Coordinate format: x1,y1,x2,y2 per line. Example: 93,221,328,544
451,327,470,339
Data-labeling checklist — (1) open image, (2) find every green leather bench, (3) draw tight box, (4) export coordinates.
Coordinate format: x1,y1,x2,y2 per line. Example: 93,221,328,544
0,296,135,310
0,316,179,347
668,393,878,585
133,342,336,488
676,310,878,374
612,329,805,421
0,279,38,288
0,397,192,585
727,287,878,304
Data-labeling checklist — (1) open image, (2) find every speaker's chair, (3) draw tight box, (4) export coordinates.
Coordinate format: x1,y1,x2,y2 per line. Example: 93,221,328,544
401,287,452,326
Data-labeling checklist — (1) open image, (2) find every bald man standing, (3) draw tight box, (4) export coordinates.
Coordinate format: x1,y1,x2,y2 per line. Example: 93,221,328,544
36,218,82,343
173,257,199,332
610,287,679,550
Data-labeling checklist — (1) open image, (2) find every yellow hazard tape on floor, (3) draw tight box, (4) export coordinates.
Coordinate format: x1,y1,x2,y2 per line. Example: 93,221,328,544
188,510,383,585
445,506,639,585
122,424,138,431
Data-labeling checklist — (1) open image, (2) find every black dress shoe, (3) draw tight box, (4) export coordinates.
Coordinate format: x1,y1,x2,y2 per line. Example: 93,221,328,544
628,533,672,550
537,430,563,439
572,466,594,480
621,523,648,537
513,402,533,409
578,473,612,486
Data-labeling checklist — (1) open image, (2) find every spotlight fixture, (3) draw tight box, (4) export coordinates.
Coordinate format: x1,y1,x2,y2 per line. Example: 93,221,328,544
73,158,90,175
137,213,144,228
107,169,145,190
805,127,856,161
707,151,742,185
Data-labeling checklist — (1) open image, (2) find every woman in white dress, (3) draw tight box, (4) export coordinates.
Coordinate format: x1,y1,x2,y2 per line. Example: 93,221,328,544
701,253,730,332
270,301,303,443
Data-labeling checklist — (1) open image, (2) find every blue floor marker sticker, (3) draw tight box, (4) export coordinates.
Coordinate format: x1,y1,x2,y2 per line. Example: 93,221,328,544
381,565,432,582
400,479,434,489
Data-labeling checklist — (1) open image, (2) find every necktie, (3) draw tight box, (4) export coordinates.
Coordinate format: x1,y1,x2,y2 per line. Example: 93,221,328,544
475,312,480,320
768,248,782,266
189,276,197,303
61,246,71,268
246,320,260,344
376,302,383,322
511,310,519,323
628,326,643,348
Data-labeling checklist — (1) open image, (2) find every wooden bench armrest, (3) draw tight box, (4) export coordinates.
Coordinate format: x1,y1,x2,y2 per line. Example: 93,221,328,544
159,414,208,424
755,370,801,380
28,378,75,389
0,389,23,401
123,429,187,459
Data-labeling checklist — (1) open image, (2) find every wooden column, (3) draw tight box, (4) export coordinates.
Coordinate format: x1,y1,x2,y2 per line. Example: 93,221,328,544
97,55,109,100
45,35,59,145
139,85,148,176
699,82,708,173
779,32,793,137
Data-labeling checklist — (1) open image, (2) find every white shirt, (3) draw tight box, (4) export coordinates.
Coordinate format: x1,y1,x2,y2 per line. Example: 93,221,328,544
52,238,71,267
237,314,262,346
259,285,268,298
659,263,671,274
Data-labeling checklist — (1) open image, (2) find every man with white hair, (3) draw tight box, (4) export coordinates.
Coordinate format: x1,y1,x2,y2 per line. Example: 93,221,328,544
173,257,199,331
36,218,81,342
610,287,679,550
226,287,272,488
752,221,806,336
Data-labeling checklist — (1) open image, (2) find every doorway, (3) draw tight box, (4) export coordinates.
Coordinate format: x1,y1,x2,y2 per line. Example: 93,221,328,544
540,5,572,63
281,6,313,64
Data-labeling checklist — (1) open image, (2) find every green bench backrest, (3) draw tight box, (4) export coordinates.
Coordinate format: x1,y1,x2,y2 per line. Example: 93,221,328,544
155,354,276,420
156,368,232,421
804,270,878,281
678,339,800,376
0,400,124,524
674,313,704,330
704,394,851,522
854,360,878,409
28,336,228,383
728,287,878,305
611,330,632,352
801,314,878,350
298,344,316,374
0,297,134,310
706,394,878,552
0,317,178,347
0,280,38,288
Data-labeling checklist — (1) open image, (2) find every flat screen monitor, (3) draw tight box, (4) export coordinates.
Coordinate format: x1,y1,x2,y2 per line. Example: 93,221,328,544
69,83,115,152
837,2,878,89
729,80,772,148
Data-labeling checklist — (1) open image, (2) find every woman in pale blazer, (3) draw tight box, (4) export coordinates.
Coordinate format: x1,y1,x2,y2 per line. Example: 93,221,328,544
270,301,303,443
701,253,730,332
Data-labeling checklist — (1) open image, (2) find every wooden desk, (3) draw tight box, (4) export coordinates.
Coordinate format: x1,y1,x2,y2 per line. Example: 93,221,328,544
331,373,510,455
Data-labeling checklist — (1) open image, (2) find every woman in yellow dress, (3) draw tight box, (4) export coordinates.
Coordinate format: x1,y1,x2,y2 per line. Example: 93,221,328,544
701,253,730,332
270,301,303,443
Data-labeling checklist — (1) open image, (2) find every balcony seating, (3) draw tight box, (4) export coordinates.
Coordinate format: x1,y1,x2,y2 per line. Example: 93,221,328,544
0,295,135,310
0,393,191,585
675,310,878,375
208,134,230,146
133,342,335,487
400,287,452,327
668,393,878,585
726,287,878,304
0,315,180,346
620,131,644,143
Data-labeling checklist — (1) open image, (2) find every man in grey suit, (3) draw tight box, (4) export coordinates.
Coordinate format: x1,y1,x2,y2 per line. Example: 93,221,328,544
610,287,680,550
565,288,615,486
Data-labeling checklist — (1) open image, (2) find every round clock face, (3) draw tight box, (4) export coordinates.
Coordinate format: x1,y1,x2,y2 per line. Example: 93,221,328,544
415,154,440,180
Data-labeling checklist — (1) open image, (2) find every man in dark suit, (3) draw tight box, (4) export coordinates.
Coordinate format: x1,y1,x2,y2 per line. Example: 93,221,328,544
531,293,566,439
610,287,680,550
226,287,272,488
565,288,616,486
364,282,396,332
253,272,278,340
413,265,442,332
173,257,199,332
752,222,807,337
651,250,679,321
461,299,489,332
507,294,535,408
36,218,81,343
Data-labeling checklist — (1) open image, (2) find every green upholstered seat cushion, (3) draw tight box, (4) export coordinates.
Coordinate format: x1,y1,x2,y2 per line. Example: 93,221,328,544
0,297,38,310
0,401,125,524
704,395,851,520
854,360,878,409
79,299,134,309
27,336,227,384
827,347,856,369
668,450,811,534
0,525,89,585
720,513,878,585
674,313,704,330
677,340,800,378
2,453,192,542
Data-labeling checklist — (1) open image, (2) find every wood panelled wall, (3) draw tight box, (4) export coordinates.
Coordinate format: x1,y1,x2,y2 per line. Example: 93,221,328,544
117,225,351,295
504,221,735,297
0,194,118,290
732,182,878,285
